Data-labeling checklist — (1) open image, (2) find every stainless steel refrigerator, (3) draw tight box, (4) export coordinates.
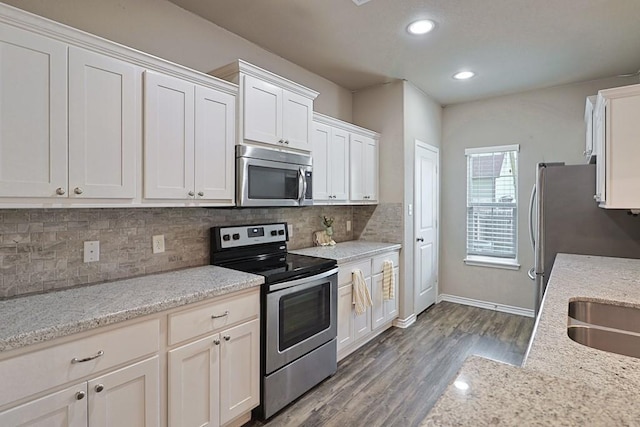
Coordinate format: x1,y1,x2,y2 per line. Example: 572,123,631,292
528,163,640,314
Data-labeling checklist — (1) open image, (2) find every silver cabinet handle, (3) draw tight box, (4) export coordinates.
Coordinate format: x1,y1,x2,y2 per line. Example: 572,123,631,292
55,187,66,196
76,391,86,400
198,191,204,197
278,139,285,144
95,384,104,393
223,335,231,341
211,310,229,319
74,187,83,195
284,140,289,144
188,191,195,197
416,237,424,242
71,350,104,364
213,338,220,345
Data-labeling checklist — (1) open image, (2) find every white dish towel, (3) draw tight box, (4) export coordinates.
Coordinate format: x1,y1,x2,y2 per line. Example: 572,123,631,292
352,269,372,315
383,260,395,300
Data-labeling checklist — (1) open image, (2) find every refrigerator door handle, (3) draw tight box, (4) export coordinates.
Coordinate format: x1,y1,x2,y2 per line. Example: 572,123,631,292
528,184,537,251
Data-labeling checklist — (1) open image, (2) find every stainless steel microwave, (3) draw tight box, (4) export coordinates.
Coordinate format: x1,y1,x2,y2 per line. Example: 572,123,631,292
236,145,313,207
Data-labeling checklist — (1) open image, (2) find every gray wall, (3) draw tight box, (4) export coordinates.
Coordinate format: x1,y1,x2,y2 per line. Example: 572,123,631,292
4,0,353,121
0,206,355,298
440,76,637,310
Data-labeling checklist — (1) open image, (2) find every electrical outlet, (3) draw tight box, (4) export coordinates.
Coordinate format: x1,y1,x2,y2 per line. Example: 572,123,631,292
83,241,99,263
346,220,352,232
287,225,293,238
152,235,165,254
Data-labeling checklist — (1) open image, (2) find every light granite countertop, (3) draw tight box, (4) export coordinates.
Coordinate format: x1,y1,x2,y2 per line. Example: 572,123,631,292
424,254,640,425
0,266,263,353
290,241,401,264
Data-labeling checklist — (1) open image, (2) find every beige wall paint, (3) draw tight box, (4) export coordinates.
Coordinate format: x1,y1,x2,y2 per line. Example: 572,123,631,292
440,76,637,310
352,81,442,320
4,0,353,120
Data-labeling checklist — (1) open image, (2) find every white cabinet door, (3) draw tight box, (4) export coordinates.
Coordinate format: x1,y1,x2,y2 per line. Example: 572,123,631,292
144,71,195,199
243,75,282,146
349,134,365,201
337,284,354,352
353,276,372,341
312,122,331,201
384,268,399,322
0,382,86,427
363,137,378,201
594,97,606,204
219,319,260,426
69,47,138,199
168,335,221,427
331,128,350,201
88,356,160,427
195,85,235,202
282,90,313,151
371,272,385,330
0,24,67,198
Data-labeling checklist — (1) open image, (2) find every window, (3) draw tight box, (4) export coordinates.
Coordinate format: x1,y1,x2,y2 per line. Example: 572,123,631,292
464,144,520,269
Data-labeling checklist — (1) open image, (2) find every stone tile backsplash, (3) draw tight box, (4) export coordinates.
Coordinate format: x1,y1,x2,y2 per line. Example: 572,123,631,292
354,203,403,243
0,206,354,298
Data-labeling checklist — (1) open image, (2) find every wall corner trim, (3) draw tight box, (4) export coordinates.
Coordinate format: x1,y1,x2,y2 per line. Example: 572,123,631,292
437,294,535,318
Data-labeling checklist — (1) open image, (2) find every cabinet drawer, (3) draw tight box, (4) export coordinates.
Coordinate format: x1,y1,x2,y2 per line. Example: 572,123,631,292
372,251,400,275
338,259,372,285
168,290,259,346
0,318,159,408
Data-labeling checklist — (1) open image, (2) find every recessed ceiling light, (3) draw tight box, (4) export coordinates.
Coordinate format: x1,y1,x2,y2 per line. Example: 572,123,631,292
453,71,476,80
407,19,435,35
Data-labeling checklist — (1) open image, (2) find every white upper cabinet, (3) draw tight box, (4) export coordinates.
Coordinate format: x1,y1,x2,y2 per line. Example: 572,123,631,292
350,133,378,203
194,85,235,202
312,113,378,205
594,84,640,209
0,24,67,198
144,72,235,204
144,71,195,200
69,47,138,199
584,95,597,164
211,60,318,152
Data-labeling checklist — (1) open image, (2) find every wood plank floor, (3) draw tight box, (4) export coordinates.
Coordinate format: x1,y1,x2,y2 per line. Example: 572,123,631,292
247,301,535,427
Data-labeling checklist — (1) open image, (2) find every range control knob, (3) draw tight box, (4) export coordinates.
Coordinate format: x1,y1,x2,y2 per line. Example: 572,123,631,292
278,230,285,235
222,234,231,241
271,230,278,236
232,233,240,240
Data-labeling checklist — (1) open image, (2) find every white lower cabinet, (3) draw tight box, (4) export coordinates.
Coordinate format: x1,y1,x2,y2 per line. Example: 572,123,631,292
168,290,260,427
0,288,260,427
336,250,400,361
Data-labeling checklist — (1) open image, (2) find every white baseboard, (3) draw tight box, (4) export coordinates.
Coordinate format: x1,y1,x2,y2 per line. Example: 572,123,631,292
392,314,416,328
438,294,535,318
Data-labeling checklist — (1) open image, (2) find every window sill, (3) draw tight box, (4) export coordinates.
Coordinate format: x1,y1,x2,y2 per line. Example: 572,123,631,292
464,256,521,271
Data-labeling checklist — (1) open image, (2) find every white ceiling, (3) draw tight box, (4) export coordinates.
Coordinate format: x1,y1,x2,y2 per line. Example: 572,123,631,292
168,0,640,105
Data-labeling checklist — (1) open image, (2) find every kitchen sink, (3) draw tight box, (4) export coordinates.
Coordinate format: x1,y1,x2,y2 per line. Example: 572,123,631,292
567,300,640,359
568,300,640,333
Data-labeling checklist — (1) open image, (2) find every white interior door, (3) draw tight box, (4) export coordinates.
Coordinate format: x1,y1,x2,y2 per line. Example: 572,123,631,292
414,142,439,315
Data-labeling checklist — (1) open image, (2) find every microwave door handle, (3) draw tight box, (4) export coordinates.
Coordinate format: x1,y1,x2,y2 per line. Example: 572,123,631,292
298,167,305,204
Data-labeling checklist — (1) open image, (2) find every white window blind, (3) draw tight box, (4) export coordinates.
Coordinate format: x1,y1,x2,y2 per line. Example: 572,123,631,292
465,145,519,260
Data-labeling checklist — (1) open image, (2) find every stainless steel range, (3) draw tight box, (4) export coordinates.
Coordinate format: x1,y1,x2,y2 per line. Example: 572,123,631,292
210,222,338,419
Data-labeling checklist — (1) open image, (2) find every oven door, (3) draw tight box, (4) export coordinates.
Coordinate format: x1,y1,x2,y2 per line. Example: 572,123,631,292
265,268,338,374
237,155,312,207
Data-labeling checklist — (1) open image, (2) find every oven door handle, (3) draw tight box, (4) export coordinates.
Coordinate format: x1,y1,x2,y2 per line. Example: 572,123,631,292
268,267,339,293
297,167,305,205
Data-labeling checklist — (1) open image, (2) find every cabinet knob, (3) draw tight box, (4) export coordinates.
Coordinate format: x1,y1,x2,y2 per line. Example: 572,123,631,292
74,187,83,195
224,335,231,341
279,139,285,144
95,384,104,393
416,237,424,242
188,191,195,197
55,187,66,196
213,339,220,345
198,191,204,197
75,391,86,400
284,140,290,144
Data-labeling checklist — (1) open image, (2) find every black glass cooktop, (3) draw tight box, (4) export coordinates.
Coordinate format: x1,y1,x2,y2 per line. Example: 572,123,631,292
217,252,336,284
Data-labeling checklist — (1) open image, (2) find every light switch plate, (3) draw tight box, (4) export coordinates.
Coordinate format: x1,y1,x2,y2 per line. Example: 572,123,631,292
346,220,352,232
83,241,99,263
287,225,293,238
153,235,165,254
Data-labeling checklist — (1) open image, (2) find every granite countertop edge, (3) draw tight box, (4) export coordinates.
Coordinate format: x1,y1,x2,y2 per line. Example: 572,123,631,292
290,240,402,264
0,267,264,353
